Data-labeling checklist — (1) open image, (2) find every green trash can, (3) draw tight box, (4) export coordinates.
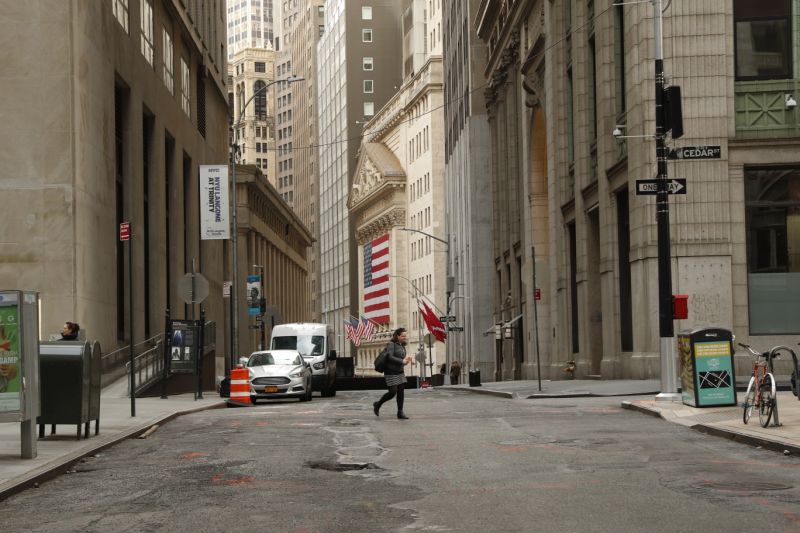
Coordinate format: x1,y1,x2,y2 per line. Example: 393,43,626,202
678,327,737,407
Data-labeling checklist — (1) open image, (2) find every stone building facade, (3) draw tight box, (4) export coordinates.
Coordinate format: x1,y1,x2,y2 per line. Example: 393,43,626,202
443,0,497,381
474,0,800,382
0,1,229,371
232,165,312,357
228,46,277,186
348,0,447,379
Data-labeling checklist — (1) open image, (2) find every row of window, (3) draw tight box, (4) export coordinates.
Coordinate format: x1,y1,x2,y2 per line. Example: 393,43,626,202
409,127,431,163
412,237,432,261
278,159,293,172
114,0,191,119
410,173,431,201
410,207,431,232
279,175,293,188
278,109,293,124
278,126,293,140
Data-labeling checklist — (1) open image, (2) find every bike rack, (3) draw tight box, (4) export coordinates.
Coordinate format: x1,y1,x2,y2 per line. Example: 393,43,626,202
768,346,799,427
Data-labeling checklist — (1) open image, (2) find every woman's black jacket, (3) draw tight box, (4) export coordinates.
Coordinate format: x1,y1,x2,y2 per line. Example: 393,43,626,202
383,341,406,375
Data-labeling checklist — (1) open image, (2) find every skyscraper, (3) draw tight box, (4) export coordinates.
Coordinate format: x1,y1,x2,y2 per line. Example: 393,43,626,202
317,0,402,357
276,0,327,320
226,0,274,58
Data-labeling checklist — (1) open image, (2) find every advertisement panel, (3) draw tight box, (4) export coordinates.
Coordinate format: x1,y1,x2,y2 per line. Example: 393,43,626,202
247,275,262,316
199,165,230,240
169,320,198,374
0,295,21,413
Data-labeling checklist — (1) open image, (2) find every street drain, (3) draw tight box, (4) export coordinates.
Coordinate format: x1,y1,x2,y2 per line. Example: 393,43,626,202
306,459,379,472
695,480,793,492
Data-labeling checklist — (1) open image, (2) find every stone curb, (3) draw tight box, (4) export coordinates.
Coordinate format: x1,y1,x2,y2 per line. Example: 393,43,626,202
0,401,226,502
621,401,800,456
447,387,515,399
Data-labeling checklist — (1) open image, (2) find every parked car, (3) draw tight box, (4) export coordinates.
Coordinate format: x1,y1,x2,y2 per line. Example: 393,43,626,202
246,349,313,403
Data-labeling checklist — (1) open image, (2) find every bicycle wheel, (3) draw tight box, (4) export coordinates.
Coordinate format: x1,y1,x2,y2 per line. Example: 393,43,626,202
742,385,755,424
759,375,774,428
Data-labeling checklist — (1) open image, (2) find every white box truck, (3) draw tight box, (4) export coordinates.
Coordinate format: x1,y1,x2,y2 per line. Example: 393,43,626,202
270,323,337,396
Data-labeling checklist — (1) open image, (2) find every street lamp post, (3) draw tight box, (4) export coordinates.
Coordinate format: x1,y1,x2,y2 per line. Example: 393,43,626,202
389,274,431,380
651,0,680,402
400,227,454,383
230,75,304,370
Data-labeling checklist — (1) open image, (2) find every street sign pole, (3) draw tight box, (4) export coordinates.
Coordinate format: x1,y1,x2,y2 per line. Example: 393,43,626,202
653,0,679,402
122,222,135,417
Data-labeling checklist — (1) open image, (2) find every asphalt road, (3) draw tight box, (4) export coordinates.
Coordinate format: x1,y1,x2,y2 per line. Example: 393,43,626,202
2,389,800,532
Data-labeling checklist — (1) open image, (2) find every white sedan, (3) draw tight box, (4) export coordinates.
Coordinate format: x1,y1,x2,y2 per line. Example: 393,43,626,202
246,350,313,403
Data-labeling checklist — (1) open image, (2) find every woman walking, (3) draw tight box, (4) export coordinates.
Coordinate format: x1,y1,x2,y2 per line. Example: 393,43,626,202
373,327,413,419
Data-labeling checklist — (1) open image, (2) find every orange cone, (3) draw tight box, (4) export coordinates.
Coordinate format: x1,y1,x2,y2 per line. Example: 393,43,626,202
229,365,252,405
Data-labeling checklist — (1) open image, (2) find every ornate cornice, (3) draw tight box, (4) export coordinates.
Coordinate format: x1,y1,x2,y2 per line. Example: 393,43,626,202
355,208,406,244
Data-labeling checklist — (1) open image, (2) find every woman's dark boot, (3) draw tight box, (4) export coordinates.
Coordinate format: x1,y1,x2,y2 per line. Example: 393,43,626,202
397,411,409,420
373,401,381,417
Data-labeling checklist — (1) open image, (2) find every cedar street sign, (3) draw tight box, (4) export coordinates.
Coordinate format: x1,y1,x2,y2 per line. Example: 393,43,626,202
439,315,457,323
448,326,465,332
668,145,721,160
636,179,687,195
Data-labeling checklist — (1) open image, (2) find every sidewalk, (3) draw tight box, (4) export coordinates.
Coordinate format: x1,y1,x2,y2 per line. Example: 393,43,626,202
449,379,800,455
0,379,224,501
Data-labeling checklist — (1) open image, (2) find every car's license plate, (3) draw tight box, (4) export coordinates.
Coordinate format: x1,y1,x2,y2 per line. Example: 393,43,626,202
265,386,278,393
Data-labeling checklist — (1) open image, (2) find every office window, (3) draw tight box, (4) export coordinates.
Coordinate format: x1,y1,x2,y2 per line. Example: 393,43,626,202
181,58,190,117
254,80,267,120
362,29,373,42
362,6,373,19
318,5,324,17
363,57,373,71
745,167,800,333
363,80,374,93
140,0,154,66
319,25,325,37
163,27,174,94
113,0,129,33
364,102,374,116
255,61,266,72
735,0,792,79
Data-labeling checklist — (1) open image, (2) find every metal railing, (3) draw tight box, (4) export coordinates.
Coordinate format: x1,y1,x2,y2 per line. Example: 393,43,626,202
126,340,164,396
102,333,164,373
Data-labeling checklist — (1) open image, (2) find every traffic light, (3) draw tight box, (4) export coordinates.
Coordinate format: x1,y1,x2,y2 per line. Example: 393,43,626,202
664,85,684,139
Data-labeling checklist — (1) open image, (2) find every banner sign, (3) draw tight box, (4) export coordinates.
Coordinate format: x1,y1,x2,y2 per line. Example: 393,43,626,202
199,165,230,240
0,295,21,413
247,275,262,316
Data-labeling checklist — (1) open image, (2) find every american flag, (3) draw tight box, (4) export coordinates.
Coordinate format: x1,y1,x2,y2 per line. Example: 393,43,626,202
363,233,390,324
360,315,376,342
343,318,358,344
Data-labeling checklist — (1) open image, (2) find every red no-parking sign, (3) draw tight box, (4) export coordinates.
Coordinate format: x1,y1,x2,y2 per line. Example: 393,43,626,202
119,221,131,242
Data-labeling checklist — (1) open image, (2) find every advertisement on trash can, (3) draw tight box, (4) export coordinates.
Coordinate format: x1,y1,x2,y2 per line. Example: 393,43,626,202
694,341,735,405
0,296,21,413
680,327,736,407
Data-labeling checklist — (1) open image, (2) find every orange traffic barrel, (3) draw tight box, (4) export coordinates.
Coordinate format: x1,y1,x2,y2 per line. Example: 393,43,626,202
229,365,252,405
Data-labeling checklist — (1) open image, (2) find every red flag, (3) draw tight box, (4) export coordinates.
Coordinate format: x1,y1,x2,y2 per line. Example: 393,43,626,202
420,301,447,342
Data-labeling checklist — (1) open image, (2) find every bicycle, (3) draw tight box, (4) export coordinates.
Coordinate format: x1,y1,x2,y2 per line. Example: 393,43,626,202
738,343,783,428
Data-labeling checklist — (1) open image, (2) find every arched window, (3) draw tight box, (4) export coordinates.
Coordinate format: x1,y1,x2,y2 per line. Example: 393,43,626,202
254,80,267,120
237,84,245,118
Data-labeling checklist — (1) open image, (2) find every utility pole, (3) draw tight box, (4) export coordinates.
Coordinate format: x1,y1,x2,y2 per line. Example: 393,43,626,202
653,0,679,401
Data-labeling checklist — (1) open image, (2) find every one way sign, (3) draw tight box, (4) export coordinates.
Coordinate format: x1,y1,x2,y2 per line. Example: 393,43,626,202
636,179,687,195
